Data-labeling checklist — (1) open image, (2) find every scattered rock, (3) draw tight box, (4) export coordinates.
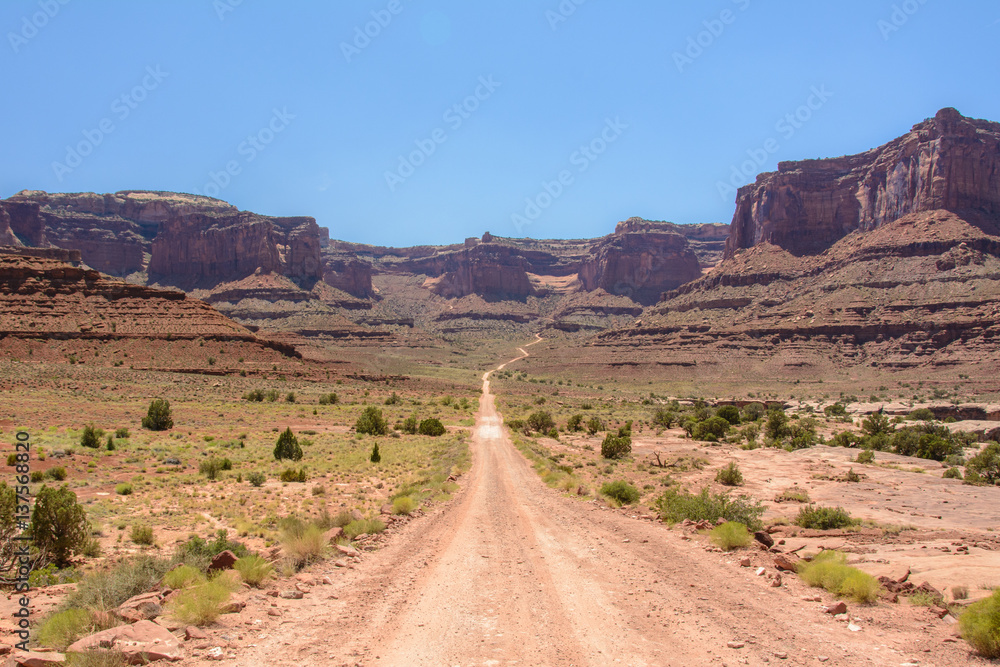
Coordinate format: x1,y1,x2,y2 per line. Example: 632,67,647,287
755,567,766,576
11,652,66,667
207,550,238,572
380,504,393,515
324,526,344,543
220,595,246,614
350,509,364,521
770,574,782,588
184,626,209,641
773,553,799,572
754,531,775,548
279,590,304,600
115,591,163,622
335,544,360,558
848,623,862,632
825,602,848,615
67,619,184,663
727,641,745,649
739,557,751,567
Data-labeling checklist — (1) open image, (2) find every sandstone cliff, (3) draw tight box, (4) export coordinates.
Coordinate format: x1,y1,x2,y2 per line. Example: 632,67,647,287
726,108,1000,258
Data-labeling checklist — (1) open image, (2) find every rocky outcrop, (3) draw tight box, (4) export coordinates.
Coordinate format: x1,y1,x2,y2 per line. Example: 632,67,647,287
322,253,374,298
579,224,703,305
427,244,535,300
726,108,1000,258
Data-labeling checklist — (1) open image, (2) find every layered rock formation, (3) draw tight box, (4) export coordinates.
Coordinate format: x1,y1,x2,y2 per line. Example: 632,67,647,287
726,108,1000,258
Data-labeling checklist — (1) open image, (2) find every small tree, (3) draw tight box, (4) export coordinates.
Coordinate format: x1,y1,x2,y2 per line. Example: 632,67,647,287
586,416,603,435
80,424,101,449
567,414,584,432
765,409,788,441
601,427,632,459
370,443,381,464
418,418,445,437
967,443,1000,485
716,406,741,425
400,415,418,435
862,409,893,437
30,485,89,566
527,411,555,433
652,409,676,428
355,407,388,436
142,399,173,431
273,428,304,461
715,462,744,486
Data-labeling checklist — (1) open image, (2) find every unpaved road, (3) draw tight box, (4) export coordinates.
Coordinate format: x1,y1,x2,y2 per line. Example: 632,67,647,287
234,342,976,667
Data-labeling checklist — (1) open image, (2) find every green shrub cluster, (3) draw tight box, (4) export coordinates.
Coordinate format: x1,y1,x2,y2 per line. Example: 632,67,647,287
795,505,856,530
654,486,765,531
715,462,744,486
797,551,882,603
273,428,304,461
280,467,307,483
318,392,339,405
356,407,389,436
710,522,751,551
960,589,1000,658
418,418,446,436
599,480,640,505
141,399,173,431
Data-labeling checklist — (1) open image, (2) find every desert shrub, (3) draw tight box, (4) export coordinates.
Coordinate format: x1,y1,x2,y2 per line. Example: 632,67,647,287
106,436,115,451
855,450,875,464
36,608,96,650
66,556,172,611
45,466,68,481
114,427,130,439
199,458,225,480
741,402,766,422
527,411,555,433
787,420,818,449
80,424,102,449
601,431,632,460
654,486,765,531
273,428,304,461
942,467,963,480
795,505,855,530
247,471,266,487
692,417,731,442
176,531,249,571
343,518,385,540
355,407,389,436
861,410,893,437
130,524,154,546
952,585,969,601
400,415,418,434
824,403,848,417
798,551,882,603
285,392,296,403
764,409,789,441
169,578,233,626
715,462,744,486
567,414,584,431
845,468,862,483
418,418,446,436
31,485,89,566
830,431,860,448
710,522,751,551
716,406,741,425
967,443,1000,485
279,468,307,483
265,389,279,402
652,409,676,428
959,590,1000,658
280,524,327,570
141,399,173,431
114,483,133,495
233,554,273,587
507,418,526,433
384,392,401,405
586,416,603,435
599,480,640,505
392,496,417,515
370,443,381,463
776,487,810,503
243,389,265,402
5,453,15,466
163,564,204,590
318,392,339,405
30,471,44,482
908,408,935,421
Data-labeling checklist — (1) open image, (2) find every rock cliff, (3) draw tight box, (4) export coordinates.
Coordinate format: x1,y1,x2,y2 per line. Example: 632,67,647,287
726,108,1000,258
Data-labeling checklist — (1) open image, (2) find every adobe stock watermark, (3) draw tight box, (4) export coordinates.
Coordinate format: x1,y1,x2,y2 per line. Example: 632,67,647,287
7,0,72,54
672,0,751,73
341,0,408,63
193,108,295,198
385,75,501,192
213,0,244,21
878,0,930,41
716,85,833,201
546,0,590,31
51,66,169,183
510,117,628,234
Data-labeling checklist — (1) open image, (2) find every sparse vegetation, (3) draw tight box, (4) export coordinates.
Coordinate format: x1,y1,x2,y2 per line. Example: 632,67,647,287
141,399,173,431
776,487,810,503
715,461,744,486
392,496,417,515
797,551,882,603
356,406,389,436
130,523,154,545
599,480,640,505
654,486,765,531
710,522,751,551
234,554,273,587
960,589,1000,658
795,505,856,530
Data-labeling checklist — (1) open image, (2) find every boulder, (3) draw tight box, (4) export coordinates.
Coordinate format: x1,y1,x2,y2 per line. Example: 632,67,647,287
825,602,848,615
773,553,800,572
115,591,164,622
753,531,775,548
207,550,238,572
66,620,183,663
10,652,65,667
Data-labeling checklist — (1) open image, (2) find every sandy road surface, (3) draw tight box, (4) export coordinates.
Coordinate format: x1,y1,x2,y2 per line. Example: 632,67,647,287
235,340,974,667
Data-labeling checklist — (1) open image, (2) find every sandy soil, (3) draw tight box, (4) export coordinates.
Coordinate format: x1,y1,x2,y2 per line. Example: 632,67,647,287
214,342,984,667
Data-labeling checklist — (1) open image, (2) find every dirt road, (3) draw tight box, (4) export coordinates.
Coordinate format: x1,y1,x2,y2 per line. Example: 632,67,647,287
236,342,971,667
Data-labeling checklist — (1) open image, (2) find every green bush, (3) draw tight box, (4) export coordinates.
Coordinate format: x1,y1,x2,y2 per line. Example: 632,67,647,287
384,392,401,405
66,556,172,611
114,483,133,495
243,389,265,402
343,518,386,540
654,486,765,531
586,416,603,435
795,505,855,530
46,466,68,481
567,414,584,431
318,392,339,405
114,427,130,438
141,399,173,431
163,564,204,589
960,589,1000,658
169,578,233,626
199,458,225,480
776,487,810,503
36,608,95,650
601,432,632,460
400,415,418,434
861,410,893,437
273,427,304,461
527,411,555,433
80,424,102,449
741,402,766,422
710,522,751,551
265,389,279,402
765,409,789,441
652,409,676,428
233,554,273,587
31,485,89,566
855,449,875,464
908,408,936,421
355,407,389,436
176,531,249,570
716,406,741,425
824,403,848,417
599,480,640,505
247,471,266,487
279,467,307,483
392,496,417,515
715,462,743,486
130,524,154,545
285,392,296,403
692,416,731,442
797,551,882,603
418,418,446,436
943,467,963,480
370,442,381,463
967,443,1000,485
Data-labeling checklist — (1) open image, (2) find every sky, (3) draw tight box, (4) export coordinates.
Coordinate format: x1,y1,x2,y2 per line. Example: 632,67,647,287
2,0,998,246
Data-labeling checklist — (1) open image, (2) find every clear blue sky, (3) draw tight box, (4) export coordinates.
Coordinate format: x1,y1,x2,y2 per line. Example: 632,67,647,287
3,0,998,246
